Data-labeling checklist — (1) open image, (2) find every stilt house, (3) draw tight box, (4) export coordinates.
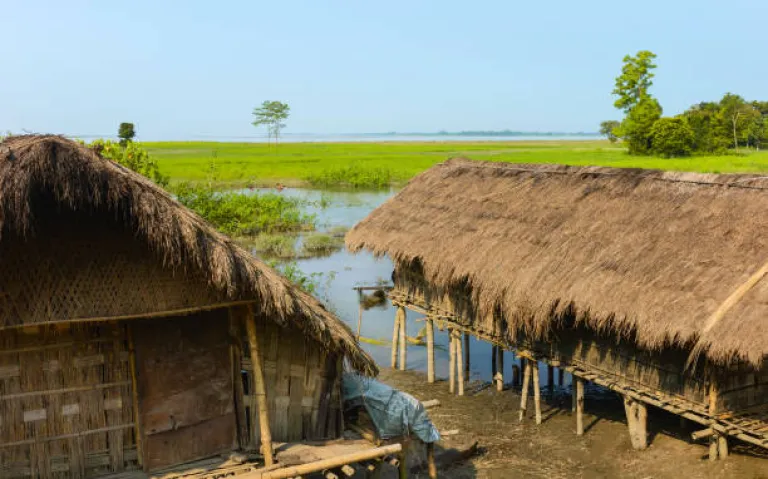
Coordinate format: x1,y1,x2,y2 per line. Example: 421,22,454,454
347,158,768,459
0,136,376,477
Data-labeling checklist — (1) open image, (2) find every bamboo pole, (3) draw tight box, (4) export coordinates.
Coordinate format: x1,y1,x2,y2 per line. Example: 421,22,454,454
557,368,564,387
356,290,364,341
244,306,274,467
448,330,456,394
709,379,720,462
519,360,531,422
455,331,464,396
391,310,400,369
575,378,584,436
495,346,504,392
547,365,554,396
127,325,143,469
398,306,407,371
258,444,403,479
426,319,435,383
533,361,542,425
463,333,470,382
426,442,437,479
398,451,407,479
491,345,497,379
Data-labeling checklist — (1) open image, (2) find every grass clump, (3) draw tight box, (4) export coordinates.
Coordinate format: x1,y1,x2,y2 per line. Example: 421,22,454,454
173,183,315,236
300,233,344,257
252,234,297,259
304,165,398,189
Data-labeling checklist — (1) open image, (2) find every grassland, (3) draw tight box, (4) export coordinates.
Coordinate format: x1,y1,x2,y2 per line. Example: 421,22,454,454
145,140,768,188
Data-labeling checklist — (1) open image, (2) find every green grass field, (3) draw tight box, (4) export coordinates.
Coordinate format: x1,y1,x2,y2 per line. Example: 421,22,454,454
145,140,768,188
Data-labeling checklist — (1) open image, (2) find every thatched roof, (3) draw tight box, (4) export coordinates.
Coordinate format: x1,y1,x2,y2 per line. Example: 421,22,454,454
347,158,768,367
0,135,376,375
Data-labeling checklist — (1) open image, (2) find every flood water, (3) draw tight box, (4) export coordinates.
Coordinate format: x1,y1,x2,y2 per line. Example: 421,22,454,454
252,187,572,388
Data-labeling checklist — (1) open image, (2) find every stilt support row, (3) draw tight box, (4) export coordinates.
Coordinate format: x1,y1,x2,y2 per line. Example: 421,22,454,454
391,305,407,370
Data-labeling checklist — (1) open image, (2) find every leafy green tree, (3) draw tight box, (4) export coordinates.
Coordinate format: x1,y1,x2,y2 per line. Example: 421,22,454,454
615,97,662,155
599,120,621,143
682,102,729,153
118,122,136,146
612,51,658,113
252,101,290,146
718,93,759,151
90,139,168,186
649,117,695,157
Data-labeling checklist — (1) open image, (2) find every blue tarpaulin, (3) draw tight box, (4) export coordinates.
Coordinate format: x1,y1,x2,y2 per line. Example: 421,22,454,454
343,373,440,444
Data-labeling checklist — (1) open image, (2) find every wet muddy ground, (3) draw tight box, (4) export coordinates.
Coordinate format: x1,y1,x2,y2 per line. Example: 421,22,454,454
378,369,768,479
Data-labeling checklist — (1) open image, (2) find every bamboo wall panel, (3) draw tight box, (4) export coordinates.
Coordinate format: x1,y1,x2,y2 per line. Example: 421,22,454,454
0,219,226,330
718,364,768,412
133,311,235,471
0,324,137,478
238,316,342,447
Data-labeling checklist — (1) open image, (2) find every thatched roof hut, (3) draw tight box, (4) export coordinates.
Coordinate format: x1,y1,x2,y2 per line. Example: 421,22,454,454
347,158,768,367
0,135,375,374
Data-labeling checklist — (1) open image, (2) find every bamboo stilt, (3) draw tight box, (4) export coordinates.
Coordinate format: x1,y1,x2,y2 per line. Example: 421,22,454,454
495,347,504,392
575,378,584,436
623,397,648,450
491,345,497,378
463,333,470,382
244,306,274,467
398,306,407,371
455,331,464,396
718,435,729,459
356,291,364,341
557,368,564,387
709,377,720,461
127,325,143,469
449,331,456,394
519,360,531,422
391,311,400,369
426,319,435,384
398,452,407,479
426,442,437,479
533,361,542,425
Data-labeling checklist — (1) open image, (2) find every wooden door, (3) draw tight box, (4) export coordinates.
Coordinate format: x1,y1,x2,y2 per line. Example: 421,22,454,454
133,310,235,471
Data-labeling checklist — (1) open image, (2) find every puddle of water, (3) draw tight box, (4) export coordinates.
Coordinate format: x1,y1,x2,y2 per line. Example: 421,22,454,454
245,187,584,389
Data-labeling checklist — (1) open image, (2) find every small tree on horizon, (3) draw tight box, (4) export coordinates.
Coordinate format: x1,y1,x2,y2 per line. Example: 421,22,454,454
118,122,136,146
599,120,621,143
252,101,290,146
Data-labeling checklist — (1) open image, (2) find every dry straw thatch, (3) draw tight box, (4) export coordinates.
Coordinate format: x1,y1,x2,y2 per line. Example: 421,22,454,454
0,135,376,375
347,158,768,367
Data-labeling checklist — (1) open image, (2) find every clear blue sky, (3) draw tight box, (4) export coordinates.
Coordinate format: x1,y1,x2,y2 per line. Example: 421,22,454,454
1,1,766,140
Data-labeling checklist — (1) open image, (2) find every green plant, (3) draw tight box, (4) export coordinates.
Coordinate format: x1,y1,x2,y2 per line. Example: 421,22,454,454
253,234,296,258
252,100,290,146
650,118,695,157
118,122,136,146
305,165,397,189
90,139,168,186
301,233,343,256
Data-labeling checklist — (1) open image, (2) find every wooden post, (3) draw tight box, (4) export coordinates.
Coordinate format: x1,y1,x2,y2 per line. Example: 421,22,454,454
127,325,144,469
426,318,435,384
391,309,400,369
491,345,497,378
533,361,542,425
495,346,504,392
512,364,520,388
455,331,464,396
709,377,721,461
426,442,437,479
356,290,364,341
398,306,407,371
519,360,531,422
463,333,470,382
244,306,274,466
557,368,564,387
449,330,456,394
398,451,407,479
623,397,647,450
575,378,584,436
718,435,729,459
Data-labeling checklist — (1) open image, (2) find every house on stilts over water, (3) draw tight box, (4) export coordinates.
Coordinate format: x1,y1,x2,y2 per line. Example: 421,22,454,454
0,136,380,477
347,157,768,460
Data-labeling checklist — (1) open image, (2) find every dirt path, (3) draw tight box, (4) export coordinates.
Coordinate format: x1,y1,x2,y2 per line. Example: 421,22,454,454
378,370,768,478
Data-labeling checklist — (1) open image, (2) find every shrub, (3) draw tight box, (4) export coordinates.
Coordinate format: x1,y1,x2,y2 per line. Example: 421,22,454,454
301,233,343,257
650,117,695,157
90,139,168,186
253,234,296,258
305,165,397,189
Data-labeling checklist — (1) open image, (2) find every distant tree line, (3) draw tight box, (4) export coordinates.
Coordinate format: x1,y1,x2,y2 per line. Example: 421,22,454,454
602,51,768,157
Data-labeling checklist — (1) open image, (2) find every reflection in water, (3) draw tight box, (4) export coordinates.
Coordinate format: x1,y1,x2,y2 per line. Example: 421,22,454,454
250,187,571,387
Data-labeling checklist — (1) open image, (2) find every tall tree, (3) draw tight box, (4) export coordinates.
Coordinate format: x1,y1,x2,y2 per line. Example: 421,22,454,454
616,97,662,155
599,120,621,143
612,51,657,113
118,122,136,146
719,93,758,151
252,101,290,146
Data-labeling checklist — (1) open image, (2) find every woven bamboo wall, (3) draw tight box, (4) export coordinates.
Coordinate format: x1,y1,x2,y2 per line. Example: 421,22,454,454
234,311,343,448
0,323,137,478
0,219,227,330
717,364,768,412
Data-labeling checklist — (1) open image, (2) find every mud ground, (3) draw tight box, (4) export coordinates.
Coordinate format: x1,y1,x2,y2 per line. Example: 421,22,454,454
378,369,768,479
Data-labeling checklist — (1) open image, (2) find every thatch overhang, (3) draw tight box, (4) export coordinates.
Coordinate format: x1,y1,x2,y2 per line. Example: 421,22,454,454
0,135,376,375
346,158,768,368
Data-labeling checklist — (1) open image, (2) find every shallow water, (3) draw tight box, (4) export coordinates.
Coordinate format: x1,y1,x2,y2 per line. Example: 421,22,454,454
249,187,573,387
